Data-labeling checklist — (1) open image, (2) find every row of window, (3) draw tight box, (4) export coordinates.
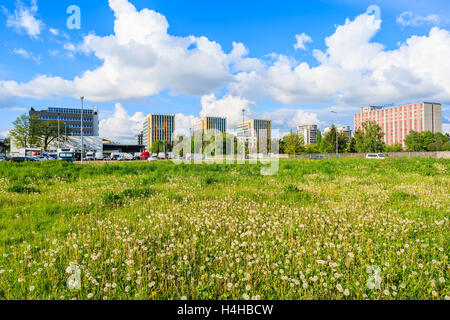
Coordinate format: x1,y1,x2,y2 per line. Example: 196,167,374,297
65,124,93,128
39,116,93,122
48,108,94,115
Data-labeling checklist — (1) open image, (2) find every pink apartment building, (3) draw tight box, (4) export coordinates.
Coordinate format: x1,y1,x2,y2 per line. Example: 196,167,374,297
354,102,442,148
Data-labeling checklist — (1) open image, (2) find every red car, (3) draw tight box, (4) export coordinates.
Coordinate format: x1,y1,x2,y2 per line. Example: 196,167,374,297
140,152,150,160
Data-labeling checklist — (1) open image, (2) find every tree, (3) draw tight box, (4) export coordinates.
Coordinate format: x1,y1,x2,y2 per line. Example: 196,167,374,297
316,131,322,146
354,121,385,153
151,140,161,154
320,125,349,154
4,137,10,153
10,114,67,150
385,143,403,152
305,144,320,154
39,119,67,150
282,131,304,156
404,131,425,151
405,131,450,152
346,137,357,153
427,132,450,151
10,114,41,148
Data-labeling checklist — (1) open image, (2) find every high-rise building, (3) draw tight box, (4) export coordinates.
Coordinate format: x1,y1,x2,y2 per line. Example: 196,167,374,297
143,114,175,151
29,107,99,136
354,102,442,147
237,119,271,150
194,117,227,134
298,125,318,145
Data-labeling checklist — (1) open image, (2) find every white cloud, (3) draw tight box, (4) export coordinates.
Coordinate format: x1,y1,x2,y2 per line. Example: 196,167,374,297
261,13,450,106
48,27,59,36
397,12,440,27
99,103,145,143
3,0,43,39
294,33,312,51
200,94,254,128
261,109,321,130
12,48,40,63
1,2,450,134
175,113,197,134
0,0,237,102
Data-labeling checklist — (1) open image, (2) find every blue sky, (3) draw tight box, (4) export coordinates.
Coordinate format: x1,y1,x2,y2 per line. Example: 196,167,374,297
0,0,449,142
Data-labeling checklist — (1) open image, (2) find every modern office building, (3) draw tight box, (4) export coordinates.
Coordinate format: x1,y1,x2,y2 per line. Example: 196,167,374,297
29,107,99,136
143,114,175,151
194,117,227,135
237,119,271,150
298,124,318,145
354,102,442,147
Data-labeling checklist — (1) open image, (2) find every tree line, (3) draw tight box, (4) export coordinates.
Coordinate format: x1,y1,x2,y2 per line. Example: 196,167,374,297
279,121,450,155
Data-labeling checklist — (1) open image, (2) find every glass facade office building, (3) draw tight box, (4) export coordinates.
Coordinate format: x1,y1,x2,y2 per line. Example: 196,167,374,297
143,114,175,151
29,107,99,136
194,117,227,134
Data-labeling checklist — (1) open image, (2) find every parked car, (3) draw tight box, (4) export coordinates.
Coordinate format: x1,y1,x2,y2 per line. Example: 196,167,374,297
10,157,36,163
366,153,386,159
140,152,150,160
310,155,327,160
158,152,166,160
0,156,5,162
148,156,158,162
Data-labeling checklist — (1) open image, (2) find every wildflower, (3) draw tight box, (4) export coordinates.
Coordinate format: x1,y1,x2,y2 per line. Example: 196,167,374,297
243,293,250,300
344,289,350,296
29,286,35,292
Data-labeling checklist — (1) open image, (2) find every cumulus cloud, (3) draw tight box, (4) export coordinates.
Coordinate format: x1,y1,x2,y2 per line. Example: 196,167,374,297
3,0,43,39
1,2,450,132
0,0,237,101
99,103,145,143
175,113,197,134
294,33,313,51
200,94,254,128
397,12,440,27
261,13,450,106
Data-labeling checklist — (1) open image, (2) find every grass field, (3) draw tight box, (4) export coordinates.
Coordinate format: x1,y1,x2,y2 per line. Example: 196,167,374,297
0,158,448,300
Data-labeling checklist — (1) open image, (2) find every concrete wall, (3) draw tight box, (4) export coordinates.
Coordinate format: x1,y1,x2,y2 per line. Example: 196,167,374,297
291,151,450,159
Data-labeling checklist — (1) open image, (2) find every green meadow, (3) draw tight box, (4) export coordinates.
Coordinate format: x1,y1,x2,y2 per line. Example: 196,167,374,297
0,158,448,300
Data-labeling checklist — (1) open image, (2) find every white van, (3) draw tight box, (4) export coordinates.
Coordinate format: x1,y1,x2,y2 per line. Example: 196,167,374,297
158,152,166,159
366,153,386,159
85,151,95,161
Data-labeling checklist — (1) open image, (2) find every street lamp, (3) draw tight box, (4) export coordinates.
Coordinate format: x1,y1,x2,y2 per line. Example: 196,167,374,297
80,96,84,164
331,111,339,159
57,113,61,149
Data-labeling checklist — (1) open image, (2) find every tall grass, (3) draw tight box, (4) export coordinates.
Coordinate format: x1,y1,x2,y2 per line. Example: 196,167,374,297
0,158,448,300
